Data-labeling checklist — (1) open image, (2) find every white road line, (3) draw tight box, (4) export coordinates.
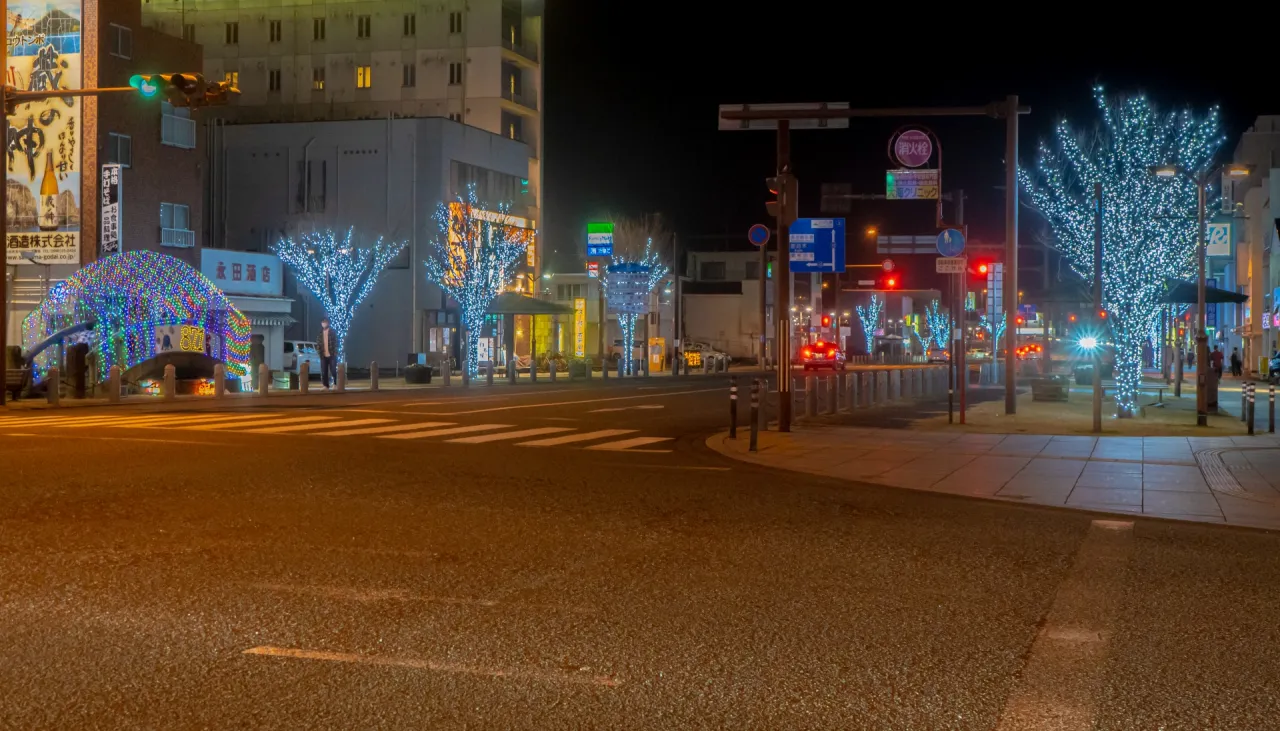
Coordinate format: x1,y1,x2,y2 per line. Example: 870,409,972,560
995,519,1135,731
243,418,393,434
242,646,621,687
517,429,636,447
413,387,722,415
380,424,511,440
181,415,341,431
446,426,573,444
0,414,152,427
73,413,282,429
585,436,674,452
317,421,455,437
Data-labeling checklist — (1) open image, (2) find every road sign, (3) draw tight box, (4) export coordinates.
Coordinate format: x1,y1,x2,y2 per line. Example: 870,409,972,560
605,262,652,314
882,258,895,272
936,228,965,257
1206,222,1230,258
748,223,770,247
788,218,846,273
1206,278,1218,328
587,222,614,257
892,129,933,168
718,102,851,131
586,261,599,278
936,257,966,274
886,169,940,199
857,279,876,286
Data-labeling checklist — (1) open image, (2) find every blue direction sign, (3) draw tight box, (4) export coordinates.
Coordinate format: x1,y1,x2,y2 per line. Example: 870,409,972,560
1206,277,1218,328
936,228,966,257
748,223,770,247
788,218,846,273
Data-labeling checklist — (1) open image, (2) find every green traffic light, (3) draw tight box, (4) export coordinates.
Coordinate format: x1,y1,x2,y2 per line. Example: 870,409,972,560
129,74,160,98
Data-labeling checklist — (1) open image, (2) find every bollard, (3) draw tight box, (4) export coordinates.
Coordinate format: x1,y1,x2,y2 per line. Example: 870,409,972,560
757,376,769,432
804,374,817,417
729,376,738,439
212,364,225,399
848,373,858,410
861,372,872,407
165,363,178,400
749,379,760,452
109,365,123,402
601,355,608,380
825,374,837,415
299,365,310,394
836,371,848,412
257,363,269,396
336,363,347,392
617,359,624,379
584,358,592,380
487,362,495,386
509,358,519,385
549,358,558,382
1241,385,1247,422
443,361,452,387
47,366,60,405
1247,382,1255,436
370,361,379,391
1270,383,1275,434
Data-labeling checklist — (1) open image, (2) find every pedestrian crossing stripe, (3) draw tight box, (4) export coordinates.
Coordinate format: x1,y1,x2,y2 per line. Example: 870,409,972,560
381,424,510,440
585,437,674,452
316,421,454,437
516,429,636,446
446,426,572,444
183,415,341,431
243,418,392,434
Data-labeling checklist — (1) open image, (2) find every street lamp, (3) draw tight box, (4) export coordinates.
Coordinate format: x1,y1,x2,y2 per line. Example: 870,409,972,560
1149,161,1254,425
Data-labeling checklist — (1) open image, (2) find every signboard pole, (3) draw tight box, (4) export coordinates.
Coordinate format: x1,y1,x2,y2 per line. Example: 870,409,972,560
775,121,793,432
958,271,966,423
1004,94,1020,415
759,233,768,367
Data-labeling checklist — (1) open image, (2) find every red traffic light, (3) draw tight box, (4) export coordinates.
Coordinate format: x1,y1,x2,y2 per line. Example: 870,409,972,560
821,315,832,327
885,276,898,289
1069,313,1077,322
1015,316,1025,326
977,263,989,275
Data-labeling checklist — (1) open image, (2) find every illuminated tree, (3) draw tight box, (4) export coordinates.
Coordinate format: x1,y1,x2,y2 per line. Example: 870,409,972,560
424,188,531,377
855,294,883,354
924,299,951,350
1021,86,1221,415
272,228,406,363
979,312,1006,349
605,215,670,375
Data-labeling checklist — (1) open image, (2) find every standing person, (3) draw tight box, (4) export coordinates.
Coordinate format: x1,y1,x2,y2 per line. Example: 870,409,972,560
318,317,338,390
1230,347,1242,377
1211,345,1224,379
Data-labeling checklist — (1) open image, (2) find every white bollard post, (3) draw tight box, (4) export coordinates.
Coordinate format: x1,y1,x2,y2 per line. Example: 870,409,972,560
109,365,123,403
213,364,225,398
299,363,310,394
336,363,347,392
549,358,558,382
509,358,519,385
164,364,177,401
370,361,379,391
257,363,269,396
47,366,61,405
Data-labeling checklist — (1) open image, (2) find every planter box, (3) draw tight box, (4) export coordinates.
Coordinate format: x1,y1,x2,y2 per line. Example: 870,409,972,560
1032,375,1070,401
405,365,434,384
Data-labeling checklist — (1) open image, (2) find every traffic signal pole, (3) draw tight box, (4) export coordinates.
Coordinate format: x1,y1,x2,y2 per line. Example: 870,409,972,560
1004,95,1020,415
775,121,793,432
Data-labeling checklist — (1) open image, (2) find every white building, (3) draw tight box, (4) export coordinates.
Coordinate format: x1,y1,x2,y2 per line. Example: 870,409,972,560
1228,116,1280,373
141,0,544,270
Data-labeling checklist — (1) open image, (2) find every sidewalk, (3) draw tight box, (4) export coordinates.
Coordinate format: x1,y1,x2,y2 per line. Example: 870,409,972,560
709,426,1280,531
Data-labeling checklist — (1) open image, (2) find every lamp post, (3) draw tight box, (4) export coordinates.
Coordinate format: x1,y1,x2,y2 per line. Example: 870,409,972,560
1151,162,1253,426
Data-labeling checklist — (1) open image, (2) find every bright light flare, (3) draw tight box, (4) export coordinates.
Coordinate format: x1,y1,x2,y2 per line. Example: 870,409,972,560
1078,336,1099,350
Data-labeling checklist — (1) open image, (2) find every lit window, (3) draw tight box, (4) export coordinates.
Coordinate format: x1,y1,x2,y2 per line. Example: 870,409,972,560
356,65,372,89
312,67,325,91
224,71,239,88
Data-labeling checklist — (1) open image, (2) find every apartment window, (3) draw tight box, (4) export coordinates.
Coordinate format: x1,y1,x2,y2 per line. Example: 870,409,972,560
312,67,325,91
501,112,523,141
700,261,727,281
745,261,760,280
449,11,463,34
224,71,239,88
106,133,132,167
108,24,132,59
160,102,196,150
448,113,462,123
182,24,195,43
357,15,372,39
225,22,238,45
313,17,326,41
269,69,282,92
403,13,416,36
448,62,462,85
160,203,194,248
402,63,416,88
356,65,372,89
269,19,282,43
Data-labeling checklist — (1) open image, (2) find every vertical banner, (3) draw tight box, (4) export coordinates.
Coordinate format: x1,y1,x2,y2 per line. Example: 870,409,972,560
5,1,83,265
573,297,586,357
100,163,121,256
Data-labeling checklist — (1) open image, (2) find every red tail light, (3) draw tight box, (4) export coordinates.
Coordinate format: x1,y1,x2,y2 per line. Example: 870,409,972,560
802,347,812,358
827,349,836,358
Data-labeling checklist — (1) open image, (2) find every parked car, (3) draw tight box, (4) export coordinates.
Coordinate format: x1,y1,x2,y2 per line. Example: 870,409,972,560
283,340,320,375
927,349,949,364
683,342,730,371
798,341,846,371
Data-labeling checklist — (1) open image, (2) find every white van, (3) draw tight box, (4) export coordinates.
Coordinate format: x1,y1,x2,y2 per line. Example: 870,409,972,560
283,340,321,375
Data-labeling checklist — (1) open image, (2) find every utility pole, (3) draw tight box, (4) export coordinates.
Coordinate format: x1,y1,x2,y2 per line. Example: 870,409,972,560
759,228,768,369
1004,94,1020,415
1092,182,1103,433
775,121,794,432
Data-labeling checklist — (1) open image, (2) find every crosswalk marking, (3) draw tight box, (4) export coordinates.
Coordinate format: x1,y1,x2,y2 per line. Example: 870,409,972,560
181,415,341,431
516,429,636,447
244,418,393,434
380,424,510,441
317,421,455,437
446,426,573,444
0,414,143,427
585,437,674,452
75,413,281,429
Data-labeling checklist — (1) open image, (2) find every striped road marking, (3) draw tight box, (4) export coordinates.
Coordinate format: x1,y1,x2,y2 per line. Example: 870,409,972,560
380,424,511,440
244,418,393,434
517,429,636,447
585,437,674,452
72,413,282,429
181,415,341,431
446,427,573,444
317,421,455,437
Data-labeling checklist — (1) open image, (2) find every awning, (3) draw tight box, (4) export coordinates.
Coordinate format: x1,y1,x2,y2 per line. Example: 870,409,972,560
247,314,296,327
1161,278,1248,305
486,292,575,316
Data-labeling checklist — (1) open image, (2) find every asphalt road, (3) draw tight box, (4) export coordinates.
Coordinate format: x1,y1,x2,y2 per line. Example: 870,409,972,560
1,376,1278,729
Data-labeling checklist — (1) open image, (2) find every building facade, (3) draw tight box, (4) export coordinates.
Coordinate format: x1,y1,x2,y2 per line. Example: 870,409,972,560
1228,116,1280,373
140,0,544,272
212,116,533,369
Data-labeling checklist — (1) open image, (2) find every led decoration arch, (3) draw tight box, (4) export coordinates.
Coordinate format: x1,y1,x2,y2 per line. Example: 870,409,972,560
21,251,251,380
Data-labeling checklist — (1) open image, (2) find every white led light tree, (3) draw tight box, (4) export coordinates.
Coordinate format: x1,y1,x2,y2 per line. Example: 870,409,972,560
979,312,1006,350
605,215,670,375
855,294,884,355
272,228,406,363
424,188,530,377
1021,87,1221,415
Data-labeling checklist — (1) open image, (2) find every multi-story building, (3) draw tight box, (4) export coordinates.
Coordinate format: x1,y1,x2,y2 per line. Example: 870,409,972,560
5,0,205,344
140,0,544,272
1227,116,1280,373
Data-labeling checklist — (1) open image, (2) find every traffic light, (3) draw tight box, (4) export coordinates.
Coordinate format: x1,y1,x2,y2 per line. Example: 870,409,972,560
1015,316,1025,326
765,174,798,225
129,73,239,107
821,315,832,328
882,275,899,290
1069,313,1078,323
977,263,988,275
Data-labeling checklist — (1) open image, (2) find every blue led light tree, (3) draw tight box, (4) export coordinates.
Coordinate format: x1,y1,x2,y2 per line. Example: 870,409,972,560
424,189,531,377
925,299,951,350
604,215,670,375
979,312,1006,350
273,228,405,364
855,294,884,355
1021,87,1221,415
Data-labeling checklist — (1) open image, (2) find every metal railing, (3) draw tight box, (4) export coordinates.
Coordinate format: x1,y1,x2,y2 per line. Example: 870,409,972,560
501,87,537,111
161,227,195,248
501,37,539,63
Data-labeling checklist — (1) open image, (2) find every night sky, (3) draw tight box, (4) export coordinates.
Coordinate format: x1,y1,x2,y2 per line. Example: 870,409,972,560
542,6,1268,283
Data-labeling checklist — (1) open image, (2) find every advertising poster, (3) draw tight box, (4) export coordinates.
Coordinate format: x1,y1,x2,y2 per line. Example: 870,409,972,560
5,0,83,265
100,164,121,256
